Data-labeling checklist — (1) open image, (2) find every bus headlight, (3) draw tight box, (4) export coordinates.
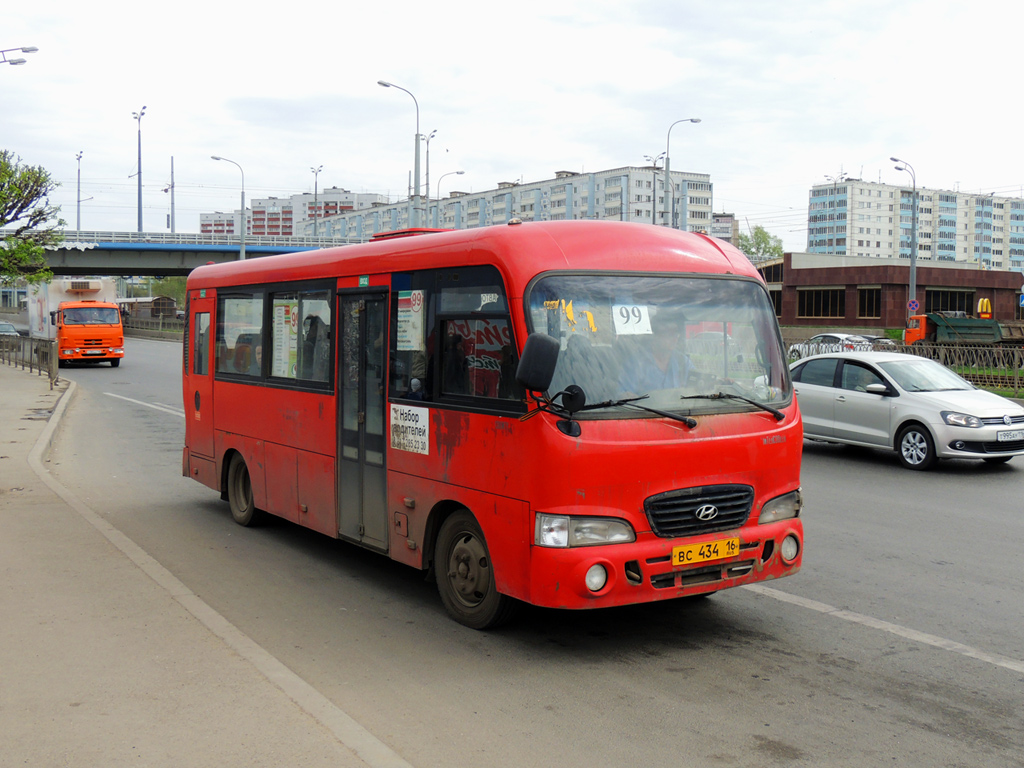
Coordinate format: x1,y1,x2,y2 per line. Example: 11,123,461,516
535,514,636,548
758,489,803,524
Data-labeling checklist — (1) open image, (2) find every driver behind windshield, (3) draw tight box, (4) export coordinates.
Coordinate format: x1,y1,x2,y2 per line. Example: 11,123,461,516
619,314,696,395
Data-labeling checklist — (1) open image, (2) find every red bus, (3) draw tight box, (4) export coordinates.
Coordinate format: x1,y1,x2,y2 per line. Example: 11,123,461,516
182,220,803,628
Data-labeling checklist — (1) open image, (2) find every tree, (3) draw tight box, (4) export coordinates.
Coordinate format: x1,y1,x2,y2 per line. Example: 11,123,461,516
1,150,63,285
736,224,784,264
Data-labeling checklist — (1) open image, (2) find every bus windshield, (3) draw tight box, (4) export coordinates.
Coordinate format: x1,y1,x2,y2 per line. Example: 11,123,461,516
526,273,790,414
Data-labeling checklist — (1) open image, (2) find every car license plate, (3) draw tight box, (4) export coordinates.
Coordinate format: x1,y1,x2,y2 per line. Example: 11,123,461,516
83,350,103,355
997,429,1024,442
671,538,740,567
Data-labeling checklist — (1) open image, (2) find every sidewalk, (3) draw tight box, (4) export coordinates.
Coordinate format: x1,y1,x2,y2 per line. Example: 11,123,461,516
0,365,409,768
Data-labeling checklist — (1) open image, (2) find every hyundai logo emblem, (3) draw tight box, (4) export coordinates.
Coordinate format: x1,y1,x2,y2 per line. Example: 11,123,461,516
695,504,719,521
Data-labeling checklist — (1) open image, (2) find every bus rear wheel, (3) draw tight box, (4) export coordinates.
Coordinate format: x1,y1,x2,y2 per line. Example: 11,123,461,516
226,453,263,526
435,510,515,630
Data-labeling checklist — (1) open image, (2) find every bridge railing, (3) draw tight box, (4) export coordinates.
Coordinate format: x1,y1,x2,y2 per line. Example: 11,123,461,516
55,230,365,248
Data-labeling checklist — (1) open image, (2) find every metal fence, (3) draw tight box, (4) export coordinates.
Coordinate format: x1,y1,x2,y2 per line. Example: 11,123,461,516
0,336,58,386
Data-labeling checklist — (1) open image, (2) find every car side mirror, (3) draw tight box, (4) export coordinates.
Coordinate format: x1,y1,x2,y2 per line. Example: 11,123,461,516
865,383,889,396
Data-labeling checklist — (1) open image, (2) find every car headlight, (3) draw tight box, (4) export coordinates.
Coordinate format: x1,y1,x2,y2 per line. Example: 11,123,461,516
941,411,981,428
758,489,803,524
535,514,636,548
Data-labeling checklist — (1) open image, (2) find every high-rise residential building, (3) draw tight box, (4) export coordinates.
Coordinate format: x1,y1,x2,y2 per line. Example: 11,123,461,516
807,178,1024,272
295,166,714,241
710,212,739,245
200,187,388,238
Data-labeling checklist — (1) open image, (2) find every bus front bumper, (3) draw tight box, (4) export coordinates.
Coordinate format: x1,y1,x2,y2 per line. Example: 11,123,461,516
522,519,803,610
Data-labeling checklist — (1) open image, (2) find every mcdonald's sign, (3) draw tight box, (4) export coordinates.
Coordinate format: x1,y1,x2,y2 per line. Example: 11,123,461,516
977,297,992,319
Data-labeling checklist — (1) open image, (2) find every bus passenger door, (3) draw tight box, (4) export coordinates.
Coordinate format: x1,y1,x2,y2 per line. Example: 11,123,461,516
337,294,388,552
187,294,216,459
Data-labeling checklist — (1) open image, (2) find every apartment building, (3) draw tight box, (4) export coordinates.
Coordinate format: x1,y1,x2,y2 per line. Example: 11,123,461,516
295,166,714,241
200,187,388,237
807,178,1024,272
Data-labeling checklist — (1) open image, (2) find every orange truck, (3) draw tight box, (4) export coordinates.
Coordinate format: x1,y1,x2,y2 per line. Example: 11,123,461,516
905,311,1024,346
28,279,125,367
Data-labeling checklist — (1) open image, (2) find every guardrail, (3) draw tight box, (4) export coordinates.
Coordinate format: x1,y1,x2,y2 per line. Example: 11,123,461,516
0,336,58,387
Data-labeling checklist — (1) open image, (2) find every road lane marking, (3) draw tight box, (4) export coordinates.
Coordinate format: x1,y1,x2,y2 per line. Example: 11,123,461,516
744,583,1024,674
104,392,185,418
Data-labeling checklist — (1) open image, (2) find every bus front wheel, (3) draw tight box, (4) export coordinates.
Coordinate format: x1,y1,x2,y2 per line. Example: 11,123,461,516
227,454,263,526
435,510,515,630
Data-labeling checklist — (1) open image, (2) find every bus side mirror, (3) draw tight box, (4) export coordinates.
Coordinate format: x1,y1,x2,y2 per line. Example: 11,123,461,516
516,332,559,393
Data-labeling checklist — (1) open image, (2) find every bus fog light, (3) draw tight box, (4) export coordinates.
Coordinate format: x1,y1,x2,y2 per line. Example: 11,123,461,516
585,564,608,592
780,534,800,563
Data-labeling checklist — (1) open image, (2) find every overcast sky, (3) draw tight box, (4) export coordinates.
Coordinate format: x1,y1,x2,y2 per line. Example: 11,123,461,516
5,0,1022,251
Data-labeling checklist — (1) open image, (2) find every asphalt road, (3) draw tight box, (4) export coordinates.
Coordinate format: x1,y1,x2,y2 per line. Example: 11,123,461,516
49,338,1024,767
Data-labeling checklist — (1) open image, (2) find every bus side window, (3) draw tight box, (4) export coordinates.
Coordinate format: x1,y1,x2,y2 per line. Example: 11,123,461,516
193,313,210,375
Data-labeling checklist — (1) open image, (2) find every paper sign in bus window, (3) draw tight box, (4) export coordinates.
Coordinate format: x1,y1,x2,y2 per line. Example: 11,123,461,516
612,304,652,335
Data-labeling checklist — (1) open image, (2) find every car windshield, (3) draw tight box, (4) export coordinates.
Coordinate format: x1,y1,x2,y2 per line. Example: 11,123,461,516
63,307,121,325
525,273,790,416
0,323,16,333
878,358,973,392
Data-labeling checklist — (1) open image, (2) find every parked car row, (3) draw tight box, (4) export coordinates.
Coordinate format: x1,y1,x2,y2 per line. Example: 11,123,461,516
791,350,1024,470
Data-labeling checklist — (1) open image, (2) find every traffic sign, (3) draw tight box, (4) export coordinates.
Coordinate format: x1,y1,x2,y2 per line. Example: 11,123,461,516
1019,294,1024,308
908,300,920,312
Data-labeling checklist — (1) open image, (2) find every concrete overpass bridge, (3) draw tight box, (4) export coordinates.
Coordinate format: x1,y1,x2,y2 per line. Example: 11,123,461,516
41,231,361,277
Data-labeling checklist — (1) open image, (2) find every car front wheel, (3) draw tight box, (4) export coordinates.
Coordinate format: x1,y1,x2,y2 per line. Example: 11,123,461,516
897,424,936,470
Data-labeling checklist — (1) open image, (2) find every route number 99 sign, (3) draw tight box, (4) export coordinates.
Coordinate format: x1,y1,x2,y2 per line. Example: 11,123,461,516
612,304,652,335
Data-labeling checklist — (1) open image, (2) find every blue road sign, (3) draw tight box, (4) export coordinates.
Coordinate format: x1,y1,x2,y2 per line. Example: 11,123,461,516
909,300,920,311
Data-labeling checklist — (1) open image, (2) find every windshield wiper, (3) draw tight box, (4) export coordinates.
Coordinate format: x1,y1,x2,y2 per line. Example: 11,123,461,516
681,392,784,421
584,395,697,428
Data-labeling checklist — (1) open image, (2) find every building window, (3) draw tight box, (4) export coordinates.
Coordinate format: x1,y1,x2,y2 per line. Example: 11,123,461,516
925,290,973,314
858,288,881,319
798,289,845,318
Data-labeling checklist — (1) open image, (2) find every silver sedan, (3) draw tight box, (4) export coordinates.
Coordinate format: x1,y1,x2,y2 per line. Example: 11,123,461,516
790,351,1024,469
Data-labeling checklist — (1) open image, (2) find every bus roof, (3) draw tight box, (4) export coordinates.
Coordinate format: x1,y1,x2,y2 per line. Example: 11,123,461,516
186,220,760,294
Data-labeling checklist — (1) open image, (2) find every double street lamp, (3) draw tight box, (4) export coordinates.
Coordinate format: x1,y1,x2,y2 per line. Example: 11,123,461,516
133,106,146,232
664,118,701,228
1,46,38,66
378,79,422,227
644,153,665,225
891,157,917,321
212,156,246,260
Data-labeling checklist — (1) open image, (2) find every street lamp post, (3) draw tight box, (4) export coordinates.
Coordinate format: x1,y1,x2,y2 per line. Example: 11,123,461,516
310,165,323,237
132,106,146,233
1,46,38,66
644,153,665,225
435,170,465,227
212,156,246,260
664,118,701,228
423,130,437,219
76,152,83,231
378,80,422,228
891,157,917,321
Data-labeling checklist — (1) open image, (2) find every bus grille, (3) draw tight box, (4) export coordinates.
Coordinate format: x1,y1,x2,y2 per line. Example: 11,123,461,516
644,484,754,538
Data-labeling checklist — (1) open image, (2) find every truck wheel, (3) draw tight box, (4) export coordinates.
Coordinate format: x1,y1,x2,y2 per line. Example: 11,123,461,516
897,424,936,470
110,359,120,368
435,510,516,629
226,453,263,526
